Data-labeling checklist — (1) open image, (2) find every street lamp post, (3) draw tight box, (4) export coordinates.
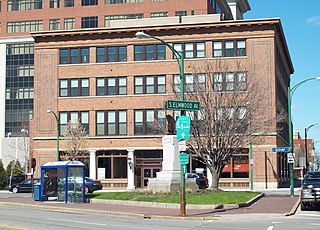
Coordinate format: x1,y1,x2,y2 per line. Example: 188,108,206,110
135,31,186,216
288,76,320,196
304,123,319,174
47,110,60,161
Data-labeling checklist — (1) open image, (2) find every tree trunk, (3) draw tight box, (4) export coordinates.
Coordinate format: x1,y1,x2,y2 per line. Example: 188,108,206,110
210,169,220,190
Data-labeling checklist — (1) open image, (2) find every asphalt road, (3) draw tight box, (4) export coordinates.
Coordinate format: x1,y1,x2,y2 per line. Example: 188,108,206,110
0,204,319,230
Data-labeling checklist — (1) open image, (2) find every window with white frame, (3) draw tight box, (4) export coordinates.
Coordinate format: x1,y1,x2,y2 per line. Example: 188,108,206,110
96,110,127,135
134,109,165,135
174,73,205,92
96,77,127,96
59,111,89,135
213,72,247,92
173,42,205,59
213,40,246,57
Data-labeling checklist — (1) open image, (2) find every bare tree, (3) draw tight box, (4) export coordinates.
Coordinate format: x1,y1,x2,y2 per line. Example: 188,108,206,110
62,119,89,161
179,59,284,189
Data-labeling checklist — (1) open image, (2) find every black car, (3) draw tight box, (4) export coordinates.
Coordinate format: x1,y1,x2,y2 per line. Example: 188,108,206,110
186,173,209,189
300,171,320,210
10,178,40,194
7,174,26,190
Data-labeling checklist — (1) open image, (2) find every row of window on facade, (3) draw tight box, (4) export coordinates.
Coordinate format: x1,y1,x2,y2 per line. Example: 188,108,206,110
5,0,155,12
59,41,246,65
59,72,247,98
58,105,248,137
6,9,196,33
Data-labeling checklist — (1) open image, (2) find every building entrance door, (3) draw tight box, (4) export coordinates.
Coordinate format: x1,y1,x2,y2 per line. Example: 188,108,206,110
136,166,161,189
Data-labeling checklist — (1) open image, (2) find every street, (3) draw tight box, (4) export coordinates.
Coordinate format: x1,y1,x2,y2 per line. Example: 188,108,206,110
0,203,319,230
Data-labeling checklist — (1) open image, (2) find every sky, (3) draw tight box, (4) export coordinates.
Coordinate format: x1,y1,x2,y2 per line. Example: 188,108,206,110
244,0,320,152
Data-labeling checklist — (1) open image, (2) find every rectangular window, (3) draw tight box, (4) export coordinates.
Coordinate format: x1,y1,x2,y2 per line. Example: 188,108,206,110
213,40,246,57
96,77,127,96
104,13,144,26
64,18,75,29
236,40,246,56
96,110,127,135
174,74,205,92
213,72,247,92
105,0,144,4
59,79,68,96
59,48,90,64
150,12,168,18
81,16,98,28
134,45,143,61
7,0,43,11
82,0,98,6
134,75,166,94
96,46,127,63
213,41,222,57
59,49,68,64
59,78,89,97
50,0,60,8
173,42,205,59
134,44,166,61
134,109,165,135
59,111,89,135
49,19,60,31
64,0,74,7
225,41,234,57
7,20,43,33
175,11,187,16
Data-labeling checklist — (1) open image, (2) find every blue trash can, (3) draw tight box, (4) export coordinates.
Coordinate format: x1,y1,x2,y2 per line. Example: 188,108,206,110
33,183,40,201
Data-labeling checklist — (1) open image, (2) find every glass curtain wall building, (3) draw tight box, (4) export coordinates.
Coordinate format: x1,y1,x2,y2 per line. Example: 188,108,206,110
5,43,34,137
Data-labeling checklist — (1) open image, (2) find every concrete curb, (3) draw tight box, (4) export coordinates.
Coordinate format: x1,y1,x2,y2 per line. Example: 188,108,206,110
90,193,264,210
285,198,300,216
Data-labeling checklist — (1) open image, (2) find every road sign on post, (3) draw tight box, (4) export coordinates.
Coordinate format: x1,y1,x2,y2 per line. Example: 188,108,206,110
165,100,200,111
176,116,191,140
179,153,189,165
287,153,295,164
272,147,290,153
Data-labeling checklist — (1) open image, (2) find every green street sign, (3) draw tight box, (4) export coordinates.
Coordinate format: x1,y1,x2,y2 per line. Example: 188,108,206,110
165,100,200,111
177,131,190,140
176,116,190,140
176,116,190,131
180,153,189,165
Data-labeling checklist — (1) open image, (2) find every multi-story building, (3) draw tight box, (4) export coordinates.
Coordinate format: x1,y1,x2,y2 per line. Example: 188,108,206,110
0,0,245,168
1,0,294,190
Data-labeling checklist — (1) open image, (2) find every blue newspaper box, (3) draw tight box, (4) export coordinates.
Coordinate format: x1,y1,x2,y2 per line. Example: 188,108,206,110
34,183,41,201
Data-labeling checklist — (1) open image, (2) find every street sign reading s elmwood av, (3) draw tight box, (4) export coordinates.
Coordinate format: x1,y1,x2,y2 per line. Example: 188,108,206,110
165,100,200,111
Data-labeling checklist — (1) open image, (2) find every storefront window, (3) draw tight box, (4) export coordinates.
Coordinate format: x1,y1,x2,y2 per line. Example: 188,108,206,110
97,154,127,179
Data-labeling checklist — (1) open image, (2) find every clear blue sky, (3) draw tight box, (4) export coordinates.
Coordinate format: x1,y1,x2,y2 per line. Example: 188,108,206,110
245,0,320,152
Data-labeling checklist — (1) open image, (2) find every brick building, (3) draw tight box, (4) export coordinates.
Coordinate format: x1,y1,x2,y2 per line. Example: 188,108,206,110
0,0,242,172
1,0,294,190
31,12,293,190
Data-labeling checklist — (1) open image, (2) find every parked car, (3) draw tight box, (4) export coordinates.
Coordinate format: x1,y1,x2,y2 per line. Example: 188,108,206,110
9,178,40,194
7,174,26,190
300,171,320,211
58,177,102,194
84,177,102,193
186,173,209,189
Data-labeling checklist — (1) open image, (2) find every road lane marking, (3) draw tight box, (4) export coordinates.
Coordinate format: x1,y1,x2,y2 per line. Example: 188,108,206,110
310,223,320,226
266,226,273,230
0,223,33,230
47,218,106,226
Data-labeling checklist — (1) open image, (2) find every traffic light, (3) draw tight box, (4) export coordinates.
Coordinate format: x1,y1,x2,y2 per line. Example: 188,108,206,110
31,158,36,168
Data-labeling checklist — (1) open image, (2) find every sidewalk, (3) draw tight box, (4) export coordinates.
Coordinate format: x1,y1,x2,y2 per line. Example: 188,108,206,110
0,191,300,220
